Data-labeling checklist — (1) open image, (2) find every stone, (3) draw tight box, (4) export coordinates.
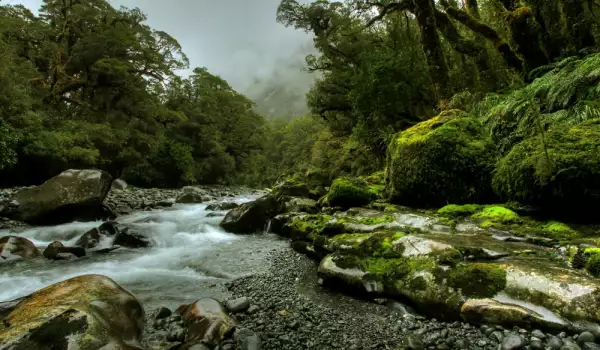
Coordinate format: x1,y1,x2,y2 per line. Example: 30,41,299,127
0,274,144,349
11,169,112,224
461,299,560,330
225,297,250,313
548,336,565,350
178,298,235,347
176,192,204,204
220,195,282,234
111,178,128,190
113,226,151,248
241,333,262,350
284,197,318,214
577,332,596,346
531,329,546,340
75,221,119,249
530,338,544,350
43,241,86,260
155,307,172,319
501,334,525,350
206,202,239,211
404,334,425,350
0,236,40,261
583,343,600,350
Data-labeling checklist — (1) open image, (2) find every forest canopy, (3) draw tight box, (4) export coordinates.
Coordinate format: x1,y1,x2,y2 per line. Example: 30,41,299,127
0,0,599,194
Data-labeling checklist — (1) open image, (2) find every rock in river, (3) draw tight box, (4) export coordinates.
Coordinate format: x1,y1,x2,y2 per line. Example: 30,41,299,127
43,241,86,260
220,194,282,234
0,274,145,349
10,169,112,224
0,236,40,262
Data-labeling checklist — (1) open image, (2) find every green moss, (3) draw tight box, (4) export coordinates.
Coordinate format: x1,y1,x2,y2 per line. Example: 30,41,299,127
472,206,520,225
387,110,495,207
447,263,507,298
360,231,406,258
273,174,310,198
325,177,375,209
586,254,600,278
438,204,481,218
493,120,600,213
436,248,463,266
287,214,335,240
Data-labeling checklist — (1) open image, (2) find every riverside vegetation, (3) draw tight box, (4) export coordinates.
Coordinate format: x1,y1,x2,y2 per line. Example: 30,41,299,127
1,0,600,349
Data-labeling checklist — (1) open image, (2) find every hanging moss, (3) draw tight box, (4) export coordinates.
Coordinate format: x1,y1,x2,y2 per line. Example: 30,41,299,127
387,110,496,207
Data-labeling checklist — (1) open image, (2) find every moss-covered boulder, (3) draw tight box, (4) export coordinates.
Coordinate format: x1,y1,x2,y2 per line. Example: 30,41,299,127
11,169,113,225
386,110,495,207
323,177,376,209
0,274,144,349
220,194,282,234
316,228,600,332
493,120,600,214
272,175,311,198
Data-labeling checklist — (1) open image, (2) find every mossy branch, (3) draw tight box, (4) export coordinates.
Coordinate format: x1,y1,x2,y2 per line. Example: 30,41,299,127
439,0,524,72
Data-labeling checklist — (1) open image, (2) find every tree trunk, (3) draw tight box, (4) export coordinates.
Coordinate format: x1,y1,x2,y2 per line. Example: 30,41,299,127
561,0,596,52
504,5,549,70
413,0,450,99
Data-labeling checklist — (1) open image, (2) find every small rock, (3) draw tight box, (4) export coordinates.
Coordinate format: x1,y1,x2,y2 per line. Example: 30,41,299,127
225,297,250,313
577,332,596,346
531,329,546,340
246,305,259,314
530,338,544,350
455,339,469,349
502,334,525,350
155,306,172,319
490,331,504,343
583,343,600,350
404,334,425,350
242,334,262,350
547,336,564,350
188,345,211,350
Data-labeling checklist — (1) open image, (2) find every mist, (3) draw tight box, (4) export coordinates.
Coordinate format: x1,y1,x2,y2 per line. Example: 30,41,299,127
6,0,316,118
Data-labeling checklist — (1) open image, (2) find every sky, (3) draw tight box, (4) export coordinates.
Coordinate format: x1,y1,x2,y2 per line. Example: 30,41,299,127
5,0,315,94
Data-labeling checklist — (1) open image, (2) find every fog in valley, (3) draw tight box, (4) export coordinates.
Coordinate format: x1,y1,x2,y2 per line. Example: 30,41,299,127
8,0,315,119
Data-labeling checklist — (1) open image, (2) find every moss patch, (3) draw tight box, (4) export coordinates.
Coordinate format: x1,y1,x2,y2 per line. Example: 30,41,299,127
386,110,495,207
472,206,520,225
438,204,481,218
447,263,507,298
325,177,375,209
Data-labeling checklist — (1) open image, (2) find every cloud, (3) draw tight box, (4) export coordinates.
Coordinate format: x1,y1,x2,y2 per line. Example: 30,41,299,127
5,0,315,115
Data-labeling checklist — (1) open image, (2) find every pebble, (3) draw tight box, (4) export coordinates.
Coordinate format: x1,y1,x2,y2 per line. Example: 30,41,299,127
225,296,251,313
501,334,525,350
578,332,596,346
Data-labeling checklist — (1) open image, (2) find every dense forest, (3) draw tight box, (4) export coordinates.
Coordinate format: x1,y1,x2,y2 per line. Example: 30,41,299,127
0,0,599,214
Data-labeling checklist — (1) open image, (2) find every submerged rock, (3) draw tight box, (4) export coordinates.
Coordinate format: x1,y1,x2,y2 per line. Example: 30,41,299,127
0,274,145,349
75,221,119,249
178,298,235,347
10,169,113,224
220,195,282,234
0,236,40,262
43,240,86,260
176,192,204,204
113,226,152,248
206,202,239,211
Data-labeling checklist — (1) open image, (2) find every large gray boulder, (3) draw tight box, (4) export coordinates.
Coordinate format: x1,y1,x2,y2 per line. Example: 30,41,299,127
219,195,282,234
11,169,112,224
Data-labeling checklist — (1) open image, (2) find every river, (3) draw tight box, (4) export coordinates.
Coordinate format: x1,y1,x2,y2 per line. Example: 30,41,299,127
0,195,287,310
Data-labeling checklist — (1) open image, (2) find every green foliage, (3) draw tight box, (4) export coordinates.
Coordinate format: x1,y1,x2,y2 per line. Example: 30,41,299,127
326,177,375,209
447,263,507,298
586,254,600,278
493,120,600,212
387,110,496,207
0,1,267,187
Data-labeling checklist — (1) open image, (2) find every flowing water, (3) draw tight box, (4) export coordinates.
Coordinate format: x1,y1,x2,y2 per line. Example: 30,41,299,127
0,195,287,310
